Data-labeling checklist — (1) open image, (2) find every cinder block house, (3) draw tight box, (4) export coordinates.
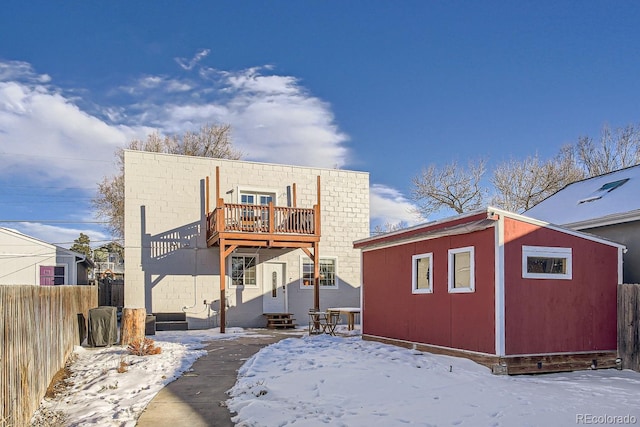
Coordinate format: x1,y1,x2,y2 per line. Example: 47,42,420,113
124,151,369,330
0,227,94,285
525,164,640,283
353,207,625,374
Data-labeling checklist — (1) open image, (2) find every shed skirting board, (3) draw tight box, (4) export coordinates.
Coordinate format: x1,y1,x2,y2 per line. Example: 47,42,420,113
362,334,621,375
362,334,501,371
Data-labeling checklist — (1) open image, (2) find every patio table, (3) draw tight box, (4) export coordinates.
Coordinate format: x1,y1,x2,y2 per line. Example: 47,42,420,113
327,307,361,331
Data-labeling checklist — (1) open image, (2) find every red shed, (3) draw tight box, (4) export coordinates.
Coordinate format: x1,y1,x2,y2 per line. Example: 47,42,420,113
354,207,625,374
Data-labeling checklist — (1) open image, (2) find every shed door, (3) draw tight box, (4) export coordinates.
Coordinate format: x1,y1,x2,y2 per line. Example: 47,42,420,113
262,262,286,313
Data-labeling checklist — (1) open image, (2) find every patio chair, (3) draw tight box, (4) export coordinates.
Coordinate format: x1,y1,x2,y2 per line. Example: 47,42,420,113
308,309,325,335
323,311,340,336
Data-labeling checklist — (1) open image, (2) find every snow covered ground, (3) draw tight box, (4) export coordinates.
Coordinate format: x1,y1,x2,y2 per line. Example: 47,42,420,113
32,327,640,426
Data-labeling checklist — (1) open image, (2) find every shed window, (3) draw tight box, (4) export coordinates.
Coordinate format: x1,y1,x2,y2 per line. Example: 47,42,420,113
412,253,433,294
522,246,572,280
448,246,475,293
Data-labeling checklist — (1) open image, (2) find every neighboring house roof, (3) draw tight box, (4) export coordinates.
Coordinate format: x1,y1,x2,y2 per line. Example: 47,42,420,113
0,226,94,267
354,207,626,251
524,164,640,229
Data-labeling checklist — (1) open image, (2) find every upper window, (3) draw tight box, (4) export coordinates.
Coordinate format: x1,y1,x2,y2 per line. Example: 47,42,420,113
301,257,338,289
239,191,276,224
40,266,65,286
448,246,475,293
522,246,572,280
240,192,275,206
578,178,629,204
412,253,433,294
230,254,258,287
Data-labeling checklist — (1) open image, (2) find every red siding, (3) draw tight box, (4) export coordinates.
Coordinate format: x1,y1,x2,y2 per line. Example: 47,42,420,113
503,218,618,355
362,227,495,354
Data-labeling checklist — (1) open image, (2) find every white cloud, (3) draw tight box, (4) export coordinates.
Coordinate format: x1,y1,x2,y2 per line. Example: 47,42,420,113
0,66,151,186
114,64,350,168
175,49,211,71
126,75,194,94
370,184,424,229
10,222,110,249
2,59,351,178
0,57,352,240
0,60,51,83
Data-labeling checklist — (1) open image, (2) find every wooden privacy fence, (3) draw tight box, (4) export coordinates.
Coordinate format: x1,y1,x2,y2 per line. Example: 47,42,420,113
0,285,97,427
98,279,124,307
618,283,640,371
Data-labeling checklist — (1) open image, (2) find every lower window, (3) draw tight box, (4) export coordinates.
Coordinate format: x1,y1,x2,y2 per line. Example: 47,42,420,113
231,255,258,287
301,257,337,288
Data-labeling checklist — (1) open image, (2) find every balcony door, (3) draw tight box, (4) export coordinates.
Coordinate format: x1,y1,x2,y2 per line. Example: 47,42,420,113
262,262,287,313
240,191,275,231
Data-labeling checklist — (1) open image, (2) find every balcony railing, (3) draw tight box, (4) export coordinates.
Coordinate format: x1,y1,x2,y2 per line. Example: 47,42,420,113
207,203,317,241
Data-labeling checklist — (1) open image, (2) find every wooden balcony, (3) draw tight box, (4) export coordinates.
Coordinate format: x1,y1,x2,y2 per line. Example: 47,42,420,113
206,202,320,248
205,168,324,330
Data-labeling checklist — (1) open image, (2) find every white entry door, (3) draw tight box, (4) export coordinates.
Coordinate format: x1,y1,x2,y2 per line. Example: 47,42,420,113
262,262,287,313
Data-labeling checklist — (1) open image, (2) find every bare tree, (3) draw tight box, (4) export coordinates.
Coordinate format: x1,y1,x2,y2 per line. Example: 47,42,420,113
573,123,640,177
411,159,487,217
491,154,584,213
372,221,409,235
93,124,242,239
94,174,125,240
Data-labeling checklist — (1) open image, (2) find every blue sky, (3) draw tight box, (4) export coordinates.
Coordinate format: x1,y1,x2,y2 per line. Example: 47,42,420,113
1,1,640,248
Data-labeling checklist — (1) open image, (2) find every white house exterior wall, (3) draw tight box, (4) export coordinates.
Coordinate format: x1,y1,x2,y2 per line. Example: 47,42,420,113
577,221,640,284
124,151,369,328
0,228,80,285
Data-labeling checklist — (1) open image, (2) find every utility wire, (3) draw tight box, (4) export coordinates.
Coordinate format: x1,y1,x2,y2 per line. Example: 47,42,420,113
0,151,112,163
0,220,109,224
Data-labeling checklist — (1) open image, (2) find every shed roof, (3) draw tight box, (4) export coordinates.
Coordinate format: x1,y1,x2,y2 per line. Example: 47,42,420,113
354,207,626,251
524,164,640,229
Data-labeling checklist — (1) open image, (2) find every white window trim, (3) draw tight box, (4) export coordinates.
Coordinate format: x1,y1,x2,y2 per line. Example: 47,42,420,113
228,253,260,288
300,256,339,289
522,246,572,280
448,246,475,293
236,186,278,205
412,253,433,294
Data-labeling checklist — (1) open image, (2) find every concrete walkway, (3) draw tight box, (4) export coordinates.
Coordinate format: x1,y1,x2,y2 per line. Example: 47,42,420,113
136,329,301,427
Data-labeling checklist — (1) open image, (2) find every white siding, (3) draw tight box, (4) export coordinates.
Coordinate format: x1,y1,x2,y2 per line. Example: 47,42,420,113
0,229,58,285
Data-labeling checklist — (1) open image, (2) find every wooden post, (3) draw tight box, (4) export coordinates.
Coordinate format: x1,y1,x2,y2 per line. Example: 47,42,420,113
292,183,297,208
618,283,640,370
120,308,146,345
314,241,320,311
268,201,275,233
316,175,321,235
314,176,321,310
216,166,220,200
220,239,226,333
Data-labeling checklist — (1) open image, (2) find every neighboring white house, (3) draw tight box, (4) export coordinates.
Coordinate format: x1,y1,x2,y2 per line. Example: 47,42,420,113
124,151,370,329
0,227,94,285
525,164,640,283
